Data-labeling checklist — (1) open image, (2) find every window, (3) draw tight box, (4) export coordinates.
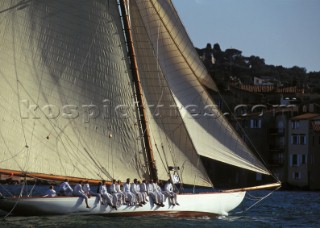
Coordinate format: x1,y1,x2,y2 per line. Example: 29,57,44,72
290,154,307,166
291,135,299,144
300,135,307,145
291,154,298,166
291,134,307,145
291,120,300,129
293,172,301,180
301,154,307,165
250,119,261,128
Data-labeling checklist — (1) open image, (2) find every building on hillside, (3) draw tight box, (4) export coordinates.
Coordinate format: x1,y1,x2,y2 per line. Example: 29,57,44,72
254,76,275,86
288,113,320,190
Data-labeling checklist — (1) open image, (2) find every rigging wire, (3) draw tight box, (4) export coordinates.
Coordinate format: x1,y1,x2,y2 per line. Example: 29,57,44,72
1,181,26,220
232,185,281,215
27,181,37,197
215,88,280,182
0,184,14,197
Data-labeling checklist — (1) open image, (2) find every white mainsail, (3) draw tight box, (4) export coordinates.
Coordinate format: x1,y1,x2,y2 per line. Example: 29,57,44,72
0,0,270,186
0,0,148,181
130,0,270,175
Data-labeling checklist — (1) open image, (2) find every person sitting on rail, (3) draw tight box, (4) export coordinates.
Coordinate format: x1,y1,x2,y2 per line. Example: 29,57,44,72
43,185,57,197
73,181,90,208
58,179,73,196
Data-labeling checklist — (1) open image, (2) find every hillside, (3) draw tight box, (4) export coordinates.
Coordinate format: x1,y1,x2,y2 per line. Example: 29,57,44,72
196,43,320,94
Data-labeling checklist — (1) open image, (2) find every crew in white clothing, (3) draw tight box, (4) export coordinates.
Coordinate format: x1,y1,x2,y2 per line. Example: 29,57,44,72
43,185,57,197
116,180,125,205
100,180,116,209
147,179,164,207
73,181,90,208
109,179,121,207
137,180,146,204
140,180,148,203
83,181,103,205
82,181,91,197
123,178,135,206
58,179,73,196
163,179,179,206
130,179,143,206
155,180,165,206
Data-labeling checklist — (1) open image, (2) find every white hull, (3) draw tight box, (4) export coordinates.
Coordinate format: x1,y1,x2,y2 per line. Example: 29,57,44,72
0,192,245,217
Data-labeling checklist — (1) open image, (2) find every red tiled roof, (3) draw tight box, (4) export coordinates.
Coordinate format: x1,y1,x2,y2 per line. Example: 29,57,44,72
291,113,320,120
229,83,304,94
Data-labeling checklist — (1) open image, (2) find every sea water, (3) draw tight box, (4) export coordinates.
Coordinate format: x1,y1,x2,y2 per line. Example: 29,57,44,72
0,187,319,228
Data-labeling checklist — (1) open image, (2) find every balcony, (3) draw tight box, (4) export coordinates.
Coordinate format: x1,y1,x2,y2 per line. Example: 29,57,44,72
269,145,285,153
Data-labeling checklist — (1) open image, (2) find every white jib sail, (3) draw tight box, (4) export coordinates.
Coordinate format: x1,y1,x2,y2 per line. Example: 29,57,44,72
129,0,212,187
131,0,271,175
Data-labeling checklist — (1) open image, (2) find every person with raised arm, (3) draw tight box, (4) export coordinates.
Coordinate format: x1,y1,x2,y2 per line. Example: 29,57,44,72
58,179,73,196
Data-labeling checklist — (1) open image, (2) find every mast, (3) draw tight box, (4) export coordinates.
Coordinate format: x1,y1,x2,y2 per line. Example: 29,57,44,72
119,0,158,180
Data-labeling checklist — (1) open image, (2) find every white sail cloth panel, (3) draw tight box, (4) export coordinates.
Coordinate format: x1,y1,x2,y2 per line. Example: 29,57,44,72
129,0,212,187
131,0,217,92
0,1,148,181
133,0,270,175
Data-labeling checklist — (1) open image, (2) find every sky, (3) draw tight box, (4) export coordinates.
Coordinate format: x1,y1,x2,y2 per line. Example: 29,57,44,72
172,0,320,72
